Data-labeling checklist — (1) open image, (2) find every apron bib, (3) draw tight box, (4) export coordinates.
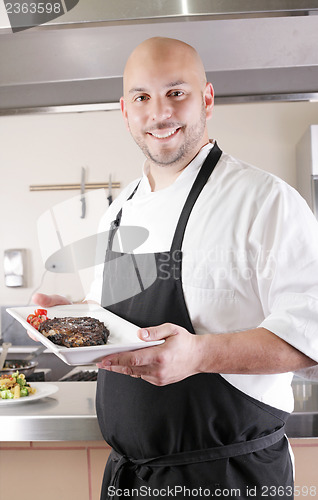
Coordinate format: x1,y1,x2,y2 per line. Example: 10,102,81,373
96,144,293,499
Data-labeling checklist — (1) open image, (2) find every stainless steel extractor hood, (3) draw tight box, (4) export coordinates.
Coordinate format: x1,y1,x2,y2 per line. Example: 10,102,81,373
1,0,318,113
2,0,318,30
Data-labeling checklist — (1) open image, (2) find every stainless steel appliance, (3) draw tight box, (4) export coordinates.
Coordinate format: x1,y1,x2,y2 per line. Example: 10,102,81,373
296,125,318,218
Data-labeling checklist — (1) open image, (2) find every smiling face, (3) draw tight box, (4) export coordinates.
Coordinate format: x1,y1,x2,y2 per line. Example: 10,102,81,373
121,38,214,178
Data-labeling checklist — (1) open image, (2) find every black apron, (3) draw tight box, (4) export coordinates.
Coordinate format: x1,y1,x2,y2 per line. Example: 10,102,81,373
96,144,293,500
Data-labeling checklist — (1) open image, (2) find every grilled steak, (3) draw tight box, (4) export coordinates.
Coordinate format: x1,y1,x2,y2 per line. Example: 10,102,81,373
38,316,110,348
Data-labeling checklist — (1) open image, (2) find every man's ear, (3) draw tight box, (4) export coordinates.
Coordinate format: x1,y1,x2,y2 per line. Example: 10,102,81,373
204,82,214,120
120,97,130,131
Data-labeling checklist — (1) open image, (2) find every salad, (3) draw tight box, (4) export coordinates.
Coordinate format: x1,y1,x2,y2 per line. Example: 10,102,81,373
0,371,36,400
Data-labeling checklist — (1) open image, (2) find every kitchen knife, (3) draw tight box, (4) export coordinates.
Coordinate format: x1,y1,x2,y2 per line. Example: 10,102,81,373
107,174,113,205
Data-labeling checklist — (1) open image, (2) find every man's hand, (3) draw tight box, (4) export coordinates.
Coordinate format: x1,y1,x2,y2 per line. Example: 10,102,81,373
97,323,202,386
32,293,72,308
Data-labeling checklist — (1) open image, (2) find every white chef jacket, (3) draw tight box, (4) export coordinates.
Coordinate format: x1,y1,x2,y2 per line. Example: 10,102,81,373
87,142,318,412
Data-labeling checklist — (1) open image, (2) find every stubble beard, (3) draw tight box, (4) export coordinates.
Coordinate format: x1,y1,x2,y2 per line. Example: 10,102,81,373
129,101,207,168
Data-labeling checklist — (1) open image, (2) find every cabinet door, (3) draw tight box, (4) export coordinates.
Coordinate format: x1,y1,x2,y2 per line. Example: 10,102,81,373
290,439,318,498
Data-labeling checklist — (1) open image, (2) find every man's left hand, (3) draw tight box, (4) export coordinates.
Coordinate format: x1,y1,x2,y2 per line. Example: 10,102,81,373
96,323,201,386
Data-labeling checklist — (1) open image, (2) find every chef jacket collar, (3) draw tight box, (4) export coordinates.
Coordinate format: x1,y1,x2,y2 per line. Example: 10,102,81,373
140,140,215,194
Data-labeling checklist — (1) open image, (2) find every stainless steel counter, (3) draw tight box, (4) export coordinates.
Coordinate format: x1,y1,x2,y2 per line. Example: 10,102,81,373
0,381,103,441
1,379,318,442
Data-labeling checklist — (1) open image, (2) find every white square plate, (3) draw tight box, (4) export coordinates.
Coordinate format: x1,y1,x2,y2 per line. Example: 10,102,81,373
6,304,163,366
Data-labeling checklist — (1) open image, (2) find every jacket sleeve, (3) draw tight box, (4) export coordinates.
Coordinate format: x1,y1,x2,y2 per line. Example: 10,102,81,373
250,180,318,362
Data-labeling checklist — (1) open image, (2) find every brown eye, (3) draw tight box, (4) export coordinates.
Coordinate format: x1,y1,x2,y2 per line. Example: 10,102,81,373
169,91,184,97
135,95,149,102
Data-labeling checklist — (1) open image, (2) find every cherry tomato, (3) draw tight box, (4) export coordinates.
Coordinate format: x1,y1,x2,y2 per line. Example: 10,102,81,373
27,309,48,330
34,309,47,316
27,309,48,329
27,314,36,324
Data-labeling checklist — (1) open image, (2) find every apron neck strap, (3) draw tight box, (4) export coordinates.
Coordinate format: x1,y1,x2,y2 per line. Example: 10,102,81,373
107,180,140,249
114,180,140,228
170,142,222,253
108,144,222,251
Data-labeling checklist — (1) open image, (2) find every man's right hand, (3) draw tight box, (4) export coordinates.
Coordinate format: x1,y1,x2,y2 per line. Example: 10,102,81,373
28,293,72,341
32,293,72,308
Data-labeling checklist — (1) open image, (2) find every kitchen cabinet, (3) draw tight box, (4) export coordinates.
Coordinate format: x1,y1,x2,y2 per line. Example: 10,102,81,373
290,439,318,499
0,440,110,500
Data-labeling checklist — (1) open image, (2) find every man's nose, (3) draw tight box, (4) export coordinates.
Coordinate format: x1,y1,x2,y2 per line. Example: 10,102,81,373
150,97,172,121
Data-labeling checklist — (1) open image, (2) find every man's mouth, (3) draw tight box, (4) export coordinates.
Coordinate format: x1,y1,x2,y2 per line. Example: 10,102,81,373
148,128,180,139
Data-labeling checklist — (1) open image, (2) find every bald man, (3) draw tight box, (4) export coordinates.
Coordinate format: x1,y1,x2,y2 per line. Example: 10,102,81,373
120,37,211,187
35,38,318,499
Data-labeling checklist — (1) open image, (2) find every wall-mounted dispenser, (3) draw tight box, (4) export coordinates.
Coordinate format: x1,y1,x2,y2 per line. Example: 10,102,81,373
4,249,26,287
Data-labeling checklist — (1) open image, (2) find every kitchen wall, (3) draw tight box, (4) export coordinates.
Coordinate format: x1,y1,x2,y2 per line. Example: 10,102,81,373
0,101,318,309
0,109,144,308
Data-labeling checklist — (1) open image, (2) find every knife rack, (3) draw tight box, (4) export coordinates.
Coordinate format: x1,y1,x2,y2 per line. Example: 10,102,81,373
29,182,120,191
